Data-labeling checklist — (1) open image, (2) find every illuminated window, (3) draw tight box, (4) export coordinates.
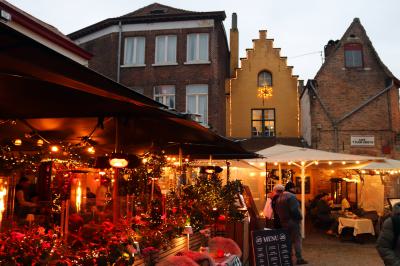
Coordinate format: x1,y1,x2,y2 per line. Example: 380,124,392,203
258,71,272,87
251,109,275,137
187,33,209,63
344,43,363,68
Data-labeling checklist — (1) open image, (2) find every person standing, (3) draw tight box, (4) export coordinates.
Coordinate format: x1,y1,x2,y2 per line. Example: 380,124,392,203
377,202,400,266
263,184,284,229
275,182,308,265
15,176,37,219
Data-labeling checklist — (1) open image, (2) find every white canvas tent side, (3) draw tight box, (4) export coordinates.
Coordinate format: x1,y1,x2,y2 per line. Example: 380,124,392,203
247,144,379,238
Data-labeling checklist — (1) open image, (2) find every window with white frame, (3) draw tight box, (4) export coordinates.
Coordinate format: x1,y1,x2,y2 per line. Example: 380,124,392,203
186,85,208,126
155,35,177,64
154,85,175,109
123,37,145,66
186,33,209,63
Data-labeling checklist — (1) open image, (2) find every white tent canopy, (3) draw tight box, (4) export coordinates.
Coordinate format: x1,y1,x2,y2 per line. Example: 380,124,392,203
344,158,400,170
254,144,379,163
247,144,381,238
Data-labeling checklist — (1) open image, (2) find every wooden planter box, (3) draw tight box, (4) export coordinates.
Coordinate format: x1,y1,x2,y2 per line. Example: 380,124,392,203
133,232,203,265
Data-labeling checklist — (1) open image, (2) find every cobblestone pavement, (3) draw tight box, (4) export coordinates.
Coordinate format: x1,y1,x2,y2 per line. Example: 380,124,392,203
301,230,383,266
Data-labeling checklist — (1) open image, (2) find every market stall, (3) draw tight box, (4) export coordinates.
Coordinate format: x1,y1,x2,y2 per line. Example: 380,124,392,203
246,144,380,237
0,19,256,265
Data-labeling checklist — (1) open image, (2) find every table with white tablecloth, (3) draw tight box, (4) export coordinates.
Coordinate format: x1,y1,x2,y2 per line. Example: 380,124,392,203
338,217,375,236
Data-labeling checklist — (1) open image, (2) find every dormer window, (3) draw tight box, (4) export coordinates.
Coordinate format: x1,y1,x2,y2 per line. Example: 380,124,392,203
344,43,363,68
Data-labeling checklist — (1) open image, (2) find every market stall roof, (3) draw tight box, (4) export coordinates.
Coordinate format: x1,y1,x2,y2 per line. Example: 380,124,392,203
343,158,400,170
0,21,256,159
251,144,378,163
0,20,166,120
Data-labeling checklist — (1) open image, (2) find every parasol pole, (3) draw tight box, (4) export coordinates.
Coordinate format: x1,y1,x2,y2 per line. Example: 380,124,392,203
301,164,306,238
278,163,282,184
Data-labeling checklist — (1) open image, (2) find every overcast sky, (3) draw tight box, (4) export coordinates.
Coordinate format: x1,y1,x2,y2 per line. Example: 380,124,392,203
7,0,399,81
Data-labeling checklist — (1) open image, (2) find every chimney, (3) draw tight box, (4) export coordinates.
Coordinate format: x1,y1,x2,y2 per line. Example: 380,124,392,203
229,13,239,77
324,40,339,58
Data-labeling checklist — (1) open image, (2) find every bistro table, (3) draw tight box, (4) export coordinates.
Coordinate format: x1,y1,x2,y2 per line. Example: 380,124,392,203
213,254,242,266
338,217,375,236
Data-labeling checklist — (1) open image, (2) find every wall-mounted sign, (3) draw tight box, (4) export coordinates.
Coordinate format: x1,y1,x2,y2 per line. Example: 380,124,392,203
350,135,375,147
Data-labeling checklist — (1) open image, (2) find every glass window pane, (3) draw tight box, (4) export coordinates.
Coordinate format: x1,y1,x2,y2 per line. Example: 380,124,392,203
265,109,274,120
264,121,275,136
258,71,272,87
187,85,208,94
252,121,263,136
252,110,262,120
187,95,196,114
136,37,145,64
124,38,134,65
187,34,196,61
156,36,165,63
167,36,177,63
167,96,175,109
198,95,208,125
199,34,209,61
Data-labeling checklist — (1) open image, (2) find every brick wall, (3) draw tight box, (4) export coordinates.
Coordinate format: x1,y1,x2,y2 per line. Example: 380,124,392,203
76,22,228,135
310,19,400,158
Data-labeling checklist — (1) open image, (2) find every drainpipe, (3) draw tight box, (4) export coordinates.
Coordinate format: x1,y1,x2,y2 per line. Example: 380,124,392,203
117,21,122,82
333,125,339,152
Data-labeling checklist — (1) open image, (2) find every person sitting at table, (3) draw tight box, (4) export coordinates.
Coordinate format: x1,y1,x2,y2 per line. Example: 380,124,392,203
15,176,38,220
314,193,339,235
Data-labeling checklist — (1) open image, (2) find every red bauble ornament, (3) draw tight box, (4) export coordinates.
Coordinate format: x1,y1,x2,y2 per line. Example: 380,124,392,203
218,215,226,222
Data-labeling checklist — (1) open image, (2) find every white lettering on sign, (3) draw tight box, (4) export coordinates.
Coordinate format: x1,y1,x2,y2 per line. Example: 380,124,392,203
351,135,375,147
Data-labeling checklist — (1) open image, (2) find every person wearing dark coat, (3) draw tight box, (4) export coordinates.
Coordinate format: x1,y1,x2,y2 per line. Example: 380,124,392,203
377,202,400,266
275,182,308,265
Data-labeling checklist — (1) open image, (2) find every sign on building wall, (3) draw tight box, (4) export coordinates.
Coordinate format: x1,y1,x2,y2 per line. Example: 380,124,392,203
350,135,375,147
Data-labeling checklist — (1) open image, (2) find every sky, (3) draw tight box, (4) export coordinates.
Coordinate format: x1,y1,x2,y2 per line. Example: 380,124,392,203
7,0,400,81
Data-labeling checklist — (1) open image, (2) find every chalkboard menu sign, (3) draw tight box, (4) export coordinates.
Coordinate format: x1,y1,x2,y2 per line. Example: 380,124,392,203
251,229,292,266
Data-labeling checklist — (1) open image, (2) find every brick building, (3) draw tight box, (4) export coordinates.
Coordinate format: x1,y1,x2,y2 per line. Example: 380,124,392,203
301,18,400,158
68,3,229,134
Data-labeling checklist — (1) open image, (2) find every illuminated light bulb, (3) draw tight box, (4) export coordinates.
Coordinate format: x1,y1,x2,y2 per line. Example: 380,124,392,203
331,170,335,173
99,171,106,176
109,158,128,168
273,162,278,166
301,161,306,166
356,161,360,164
288,161,292,165
172,157,177,162
36,139,44,147
13,139,22,146
376,171,380,175
87,146,95,154
314,161,319,165
185,158,189,162
342,161,346,165
51,145,59,152
328,161,333,165
249,172,256,177
259,162,265,167
142,158,148,163
361,170,366,174
166,157,171,161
